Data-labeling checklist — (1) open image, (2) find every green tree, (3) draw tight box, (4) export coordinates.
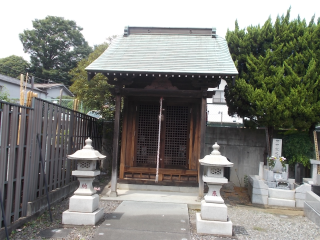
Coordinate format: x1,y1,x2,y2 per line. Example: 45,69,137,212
0,55,30,78
0,86,10,101
19,16,92,86
225,9,320,154
282,131,314,167
69,42,114,119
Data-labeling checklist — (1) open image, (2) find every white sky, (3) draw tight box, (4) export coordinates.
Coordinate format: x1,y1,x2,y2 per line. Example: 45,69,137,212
1,0,319,62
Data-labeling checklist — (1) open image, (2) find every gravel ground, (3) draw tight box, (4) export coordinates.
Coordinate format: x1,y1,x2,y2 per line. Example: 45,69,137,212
189,206,320,240
9,197,122,240
8,177,320,240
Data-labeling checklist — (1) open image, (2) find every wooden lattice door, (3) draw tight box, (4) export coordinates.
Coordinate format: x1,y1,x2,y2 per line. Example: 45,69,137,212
135,103,189,169
163,105,189,168
136,104,159,167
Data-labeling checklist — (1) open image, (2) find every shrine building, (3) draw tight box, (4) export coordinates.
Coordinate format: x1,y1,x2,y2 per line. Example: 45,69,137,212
86,26,238,193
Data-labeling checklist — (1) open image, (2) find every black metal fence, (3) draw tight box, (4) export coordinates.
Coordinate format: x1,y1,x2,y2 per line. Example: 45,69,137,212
0,98,102,229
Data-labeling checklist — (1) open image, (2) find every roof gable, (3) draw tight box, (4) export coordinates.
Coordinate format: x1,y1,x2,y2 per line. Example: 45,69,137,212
0,73,43,92
34,83,74,97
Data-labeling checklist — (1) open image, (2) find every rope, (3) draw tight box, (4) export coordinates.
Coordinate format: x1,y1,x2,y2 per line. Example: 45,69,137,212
155,97,163,182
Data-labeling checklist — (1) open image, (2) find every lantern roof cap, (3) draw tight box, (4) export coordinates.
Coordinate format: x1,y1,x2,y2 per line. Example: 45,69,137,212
199,142,233,167
68,138,106,160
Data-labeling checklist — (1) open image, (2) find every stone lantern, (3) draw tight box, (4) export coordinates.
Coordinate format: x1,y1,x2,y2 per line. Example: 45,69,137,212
196,142,233,236
62,138,106,225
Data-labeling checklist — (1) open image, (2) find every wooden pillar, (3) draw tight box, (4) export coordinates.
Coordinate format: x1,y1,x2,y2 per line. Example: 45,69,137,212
110,89,121,197
198,96,207,198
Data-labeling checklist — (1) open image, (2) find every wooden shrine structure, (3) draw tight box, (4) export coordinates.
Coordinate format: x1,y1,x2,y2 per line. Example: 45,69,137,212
86,26,238,195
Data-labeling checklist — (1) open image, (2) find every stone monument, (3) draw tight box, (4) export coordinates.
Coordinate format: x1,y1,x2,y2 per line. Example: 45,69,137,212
310,159,320,196
62,138,106,225
196,142,233,236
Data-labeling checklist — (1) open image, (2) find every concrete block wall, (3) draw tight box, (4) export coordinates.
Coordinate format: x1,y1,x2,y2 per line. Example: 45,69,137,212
205,127,266,187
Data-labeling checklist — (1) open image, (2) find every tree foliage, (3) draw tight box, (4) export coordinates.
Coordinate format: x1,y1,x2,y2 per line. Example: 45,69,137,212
282,131,314,167
225,9,320,135
0,86,10,101
0,55,30,78
69,43,114,119
19,16,92,86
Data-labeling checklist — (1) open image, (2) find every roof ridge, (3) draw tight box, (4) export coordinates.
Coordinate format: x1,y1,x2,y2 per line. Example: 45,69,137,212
124,26,217,37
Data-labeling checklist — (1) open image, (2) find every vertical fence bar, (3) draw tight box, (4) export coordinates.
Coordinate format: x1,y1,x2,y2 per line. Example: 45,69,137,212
14,107,27,221
66,110,74,184
61,108,69,186
75,112,80,150
0,103,10,229
53,106,62,191
57,108,66,188
22,103,34,216
30,99,42,201
0,190,9,240
49,104,58,191
5,105,19,226
36,134,52,222
39,102,49,198
47,103,55,191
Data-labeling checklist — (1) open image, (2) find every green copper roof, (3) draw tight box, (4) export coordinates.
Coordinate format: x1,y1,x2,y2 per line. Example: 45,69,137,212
86,27,238,76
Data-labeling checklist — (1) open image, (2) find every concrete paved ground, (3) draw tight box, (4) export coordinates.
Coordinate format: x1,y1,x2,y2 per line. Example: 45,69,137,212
101,183,201,209
94,201,191,240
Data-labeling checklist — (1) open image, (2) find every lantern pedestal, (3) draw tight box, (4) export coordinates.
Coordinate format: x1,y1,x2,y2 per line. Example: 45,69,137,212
62,208,104,226
69,194,100,212
196,213,233,236
196,142,233,236
62,138,106,226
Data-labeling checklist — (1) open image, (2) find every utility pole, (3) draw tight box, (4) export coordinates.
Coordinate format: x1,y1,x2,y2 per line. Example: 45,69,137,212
218,111,223,126
31,76,34,91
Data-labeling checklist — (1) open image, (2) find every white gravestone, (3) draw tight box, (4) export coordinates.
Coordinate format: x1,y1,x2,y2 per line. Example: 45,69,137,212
271,139,283,172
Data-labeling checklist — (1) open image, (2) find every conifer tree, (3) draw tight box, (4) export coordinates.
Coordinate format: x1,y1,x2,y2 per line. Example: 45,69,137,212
225,9,320,154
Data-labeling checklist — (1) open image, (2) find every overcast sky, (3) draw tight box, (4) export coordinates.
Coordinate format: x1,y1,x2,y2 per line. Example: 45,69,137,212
1,0,319,61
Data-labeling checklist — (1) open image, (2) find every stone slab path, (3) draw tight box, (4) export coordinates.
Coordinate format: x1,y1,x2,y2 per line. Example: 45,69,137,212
93,201,191,240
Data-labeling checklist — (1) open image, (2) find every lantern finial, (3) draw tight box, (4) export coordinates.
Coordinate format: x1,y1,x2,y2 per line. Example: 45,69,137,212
83,138,93,149
211,142,221,155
